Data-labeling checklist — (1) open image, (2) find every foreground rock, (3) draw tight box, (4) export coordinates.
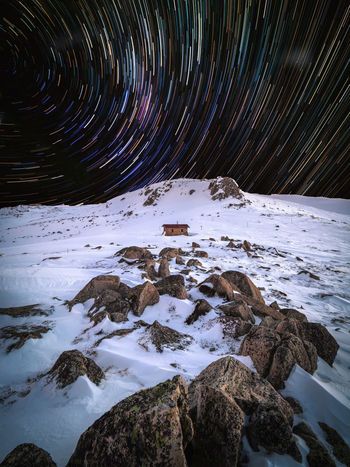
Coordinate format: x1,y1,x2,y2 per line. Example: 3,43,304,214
158,258,170,278
219,297,255,323
129,281,159,316
239,325,317,388
138,321,193,352
47,350,105,388
186,299,212,325
116,246,153,261
221,271,265,304
67,376,193,467
88,289,130,324
189,357,297,458
294,423,336,467
154,275,188,299
318,422,350,465
198,274,237,300
69,275,121,308
0,443,56,466
0,324,52,353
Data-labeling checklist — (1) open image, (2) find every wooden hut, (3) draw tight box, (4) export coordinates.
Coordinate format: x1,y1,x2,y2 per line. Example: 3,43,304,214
162,224,189,236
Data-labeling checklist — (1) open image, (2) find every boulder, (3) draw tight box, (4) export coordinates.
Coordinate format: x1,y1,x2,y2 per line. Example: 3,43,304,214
280,308,307,322
187,385,244,466
138,320,193,352
189,357,295,456
67,376,194,467
318,422,350,466
186,259,202,267
192,242,200,248
89,289,130,323
130,282,159,317
185,299,212,325
259,316,278,328
116,246,153,261
176,256,185,265
194,250,208,258
70,275,120,306
154,275,188,299
226,241,237,248
221,236,230,241
0,443,56,466
0,304,49,318
235,293,286,320
208,177,242,200
158,258,170,279
221,271,265,304
198,274,237,300
294,423,336,467
285,397,303,414
0,324,52,353
242,240,252,252
144,259,158,281
47,350,104,388
219,298,255,323
159,247,183,259
216,316,252,339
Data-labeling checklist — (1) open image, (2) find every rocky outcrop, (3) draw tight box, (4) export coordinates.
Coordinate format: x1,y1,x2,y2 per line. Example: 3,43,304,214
0,304,49,317
219,298,255,323
158,258,170,279
187,385,244,466
116,246,153,261
318,422,350,466
154,275,188,299
129,282,159,317
186,299,212,325
293,423,336,467
0,443,56,466
239,325,317,388
189,357,296,457
70,275,121,307
47,350,105,388
138,321,193,352
208,177,242,200
198,274,237,300
67,376,193,467
0,324,52,353
221,271,265,304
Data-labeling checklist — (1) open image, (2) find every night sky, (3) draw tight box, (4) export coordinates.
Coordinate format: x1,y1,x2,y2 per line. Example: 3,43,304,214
0,0,349,206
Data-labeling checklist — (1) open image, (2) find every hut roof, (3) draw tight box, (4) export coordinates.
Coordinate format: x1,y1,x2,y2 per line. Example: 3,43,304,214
162,224,189,228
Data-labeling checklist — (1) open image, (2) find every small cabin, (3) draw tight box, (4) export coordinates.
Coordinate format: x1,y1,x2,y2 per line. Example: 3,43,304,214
163,224,189,236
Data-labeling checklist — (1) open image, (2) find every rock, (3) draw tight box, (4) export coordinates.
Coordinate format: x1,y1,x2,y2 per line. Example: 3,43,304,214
186,299,212,325
259,316,278,328
242,240,252,251
294,423,336,467
154,275,188,299
298,270,320,280
47,350,105,388
208,177,242,200
285,397,303,414
70,275,121,307
209,238,216,242
192,242,200,248
67,376,193,467
116,246,153,261
237,294,286,320
0,304,49,317
89,289,130,323
198,274,237,300
280,308,307,321
239,325,318,389
159,247,183,259
187,385,244,466
269,301,280,311
186,259,202,267
0,443,56,466
221,271,265,304
144,259,158,281
176,256,185,265
189,357,294,456
221,235,230,241
0,324,52,353
217,316,252,339
138,320,193,352
226,240,236,248
194,250,208,258
318,421,350,466
130,282,159,316
219,298,255,323
158,258,170,279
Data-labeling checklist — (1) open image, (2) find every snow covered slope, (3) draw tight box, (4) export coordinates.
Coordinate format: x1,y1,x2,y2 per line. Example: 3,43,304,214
0,177,349,466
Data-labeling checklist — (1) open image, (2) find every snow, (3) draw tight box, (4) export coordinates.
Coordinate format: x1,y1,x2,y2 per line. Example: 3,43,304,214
0,178,349,466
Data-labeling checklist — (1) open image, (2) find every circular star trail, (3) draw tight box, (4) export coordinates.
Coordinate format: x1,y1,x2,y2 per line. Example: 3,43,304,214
0,0,349,206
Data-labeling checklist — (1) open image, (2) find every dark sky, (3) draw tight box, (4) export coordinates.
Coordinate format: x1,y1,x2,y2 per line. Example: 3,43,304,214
0,0,349,206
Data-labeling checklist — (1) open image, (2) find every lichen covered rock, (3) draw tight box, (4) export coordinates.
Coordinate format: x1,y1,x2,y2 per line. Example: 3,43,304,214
154,275,188,299
0,443,56,466
138,320,193,352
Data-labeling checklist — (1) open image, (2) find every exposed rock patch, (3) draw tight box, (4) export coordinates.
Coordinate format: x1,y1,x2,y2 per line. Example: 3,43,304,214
154,275,188,299
0,324,52,353
69,275,121,308
0,304,49,318
219,298,255,323
318,421,350,465
158,258,170,278
221,270,265,304
208,177,242,200
198,274,237,300
129,281,159,316
186,259,202,267
159,247,183,259
0,443,56,466
116,246,153,261
293,422,336,467
194,250,208,258
138,320,193,352
185,299,212,325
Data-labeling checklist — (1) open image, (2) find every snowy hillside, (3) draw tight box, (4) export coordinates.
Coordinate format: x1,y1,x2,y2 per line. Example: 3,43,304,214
0,177,349,466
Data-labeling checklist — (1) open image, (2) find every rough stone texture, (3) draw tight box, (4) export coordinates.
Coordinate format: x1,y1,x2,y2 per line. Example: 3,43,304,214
0,304,49,318
237,294,286,320
67,375,194,467
189,357,294,456
116,246,153,261
89,289,130,324
159,247,183,259
158,258,170,279
186,299,212,325
186,259,202,267
280,308,308,321
293,423,336,467
194,250,208,258
208,177,242,200
144,259,158,281
216,316,252,339
221,271,265,304
47,350,105,388
269,301,280,311
318,422,350,466
239,325,317,389
259,316,278,328
187,385,244,466
130,282,159,316
285,397,303,414
138,320,193,352
198,274,237,300
0,324,52,353
154,275,188,299
219,298,255,323
70,275,121,307
0,443,56,466
176,256,185,265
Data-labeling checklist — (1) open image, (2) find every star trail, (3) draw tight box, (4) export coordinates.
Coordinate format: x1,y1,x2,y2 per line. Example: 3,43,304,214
0,0,349,206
